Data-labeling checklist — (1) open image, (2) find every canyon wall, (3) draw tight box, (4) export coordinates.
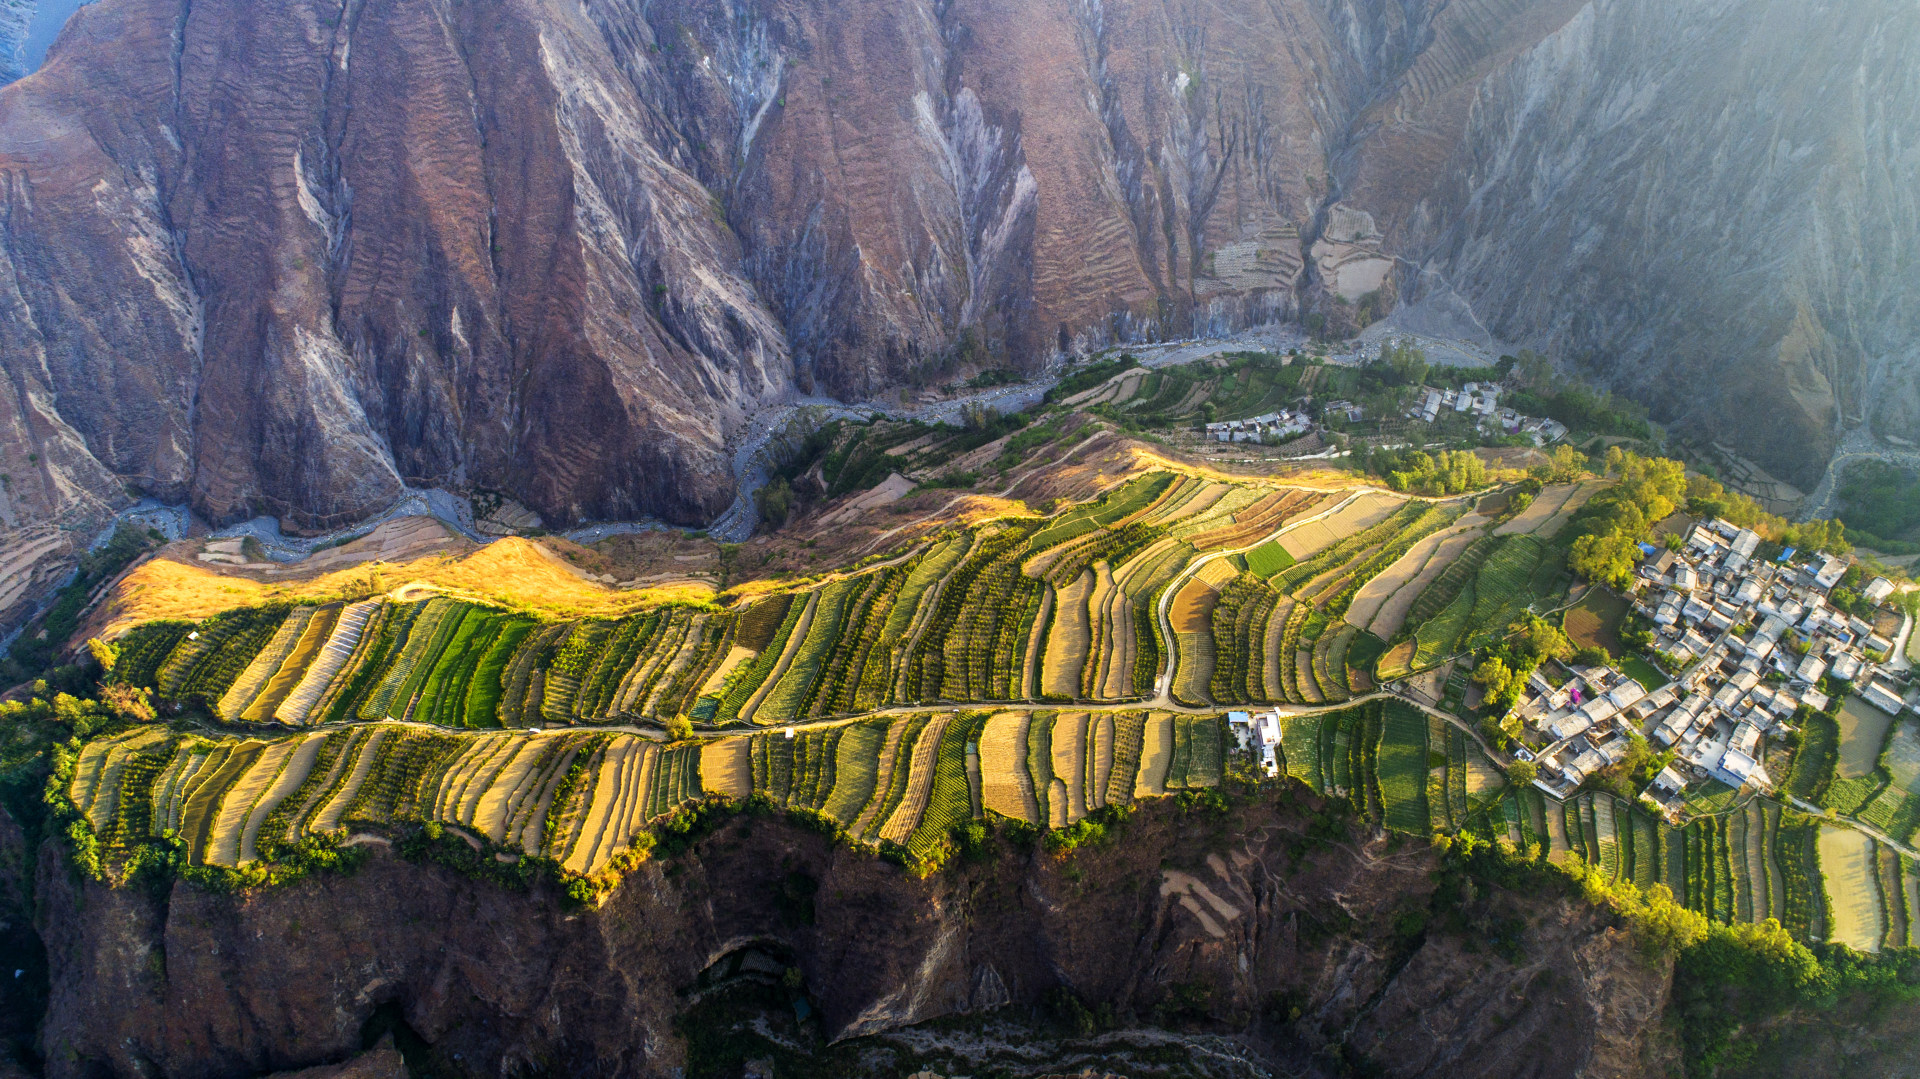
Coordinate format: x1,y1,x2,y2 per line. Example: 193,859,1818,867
30,799,1675,1078
1395,0,1920,489
0,0,1913,636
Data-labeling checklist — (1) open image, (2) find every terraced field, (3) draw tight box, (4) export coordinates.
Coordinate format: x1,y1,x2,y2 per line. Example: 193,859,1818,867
102,464,1920,940
64,709,1228,882
108,470,1520,723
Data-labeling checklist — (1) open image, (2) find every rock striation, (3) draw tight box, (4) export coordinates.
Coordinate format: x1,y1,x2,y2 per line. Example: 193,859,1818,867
0,0,1913,636
30,798,1676,1078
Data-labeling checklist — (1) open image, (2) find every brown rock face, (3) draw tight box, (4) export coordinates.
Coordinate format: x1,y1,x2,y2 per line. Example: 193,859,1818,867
0,0,1911,579
0,0,1554,551
34,800,1676,1078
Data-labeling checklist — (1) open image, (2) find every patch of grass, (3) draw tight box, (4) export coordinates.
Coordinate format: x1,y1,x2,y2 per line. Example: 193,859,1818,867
1245,540,1295,577
1620,656,1667,692
1563,587,1628,655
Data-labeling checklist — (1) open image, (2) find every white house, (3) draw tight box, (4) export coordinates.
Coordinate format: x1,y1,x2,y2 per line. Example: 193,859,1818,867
1864,577,1895,605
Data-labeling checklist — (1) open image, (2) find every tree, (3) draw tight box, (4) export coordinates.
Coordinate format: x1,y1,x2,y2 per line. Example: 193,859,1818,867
1473,656,1514,702
1549,444,1588,484
1511,614,1574,664
1574,645,1613,668
1569,532,1638,589
1506,760,1539,787
100,683,155,723
757,477,795,529
665,716,694,742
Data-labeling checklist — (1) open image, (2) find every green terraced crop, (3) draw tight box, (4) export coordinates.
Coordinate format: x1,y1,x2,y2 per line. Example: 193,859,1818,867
1167,715,1194,789
715,598,807,724
1378,703,1429,834
1245,541,1294,577
110,623,194,689
821,721,888,825
1107,713,1146,804
1026,713,1054,826
1184,715,1224,788
909,713,989,858
172,608,295,705
1280,716,1323,792
758,579,859,724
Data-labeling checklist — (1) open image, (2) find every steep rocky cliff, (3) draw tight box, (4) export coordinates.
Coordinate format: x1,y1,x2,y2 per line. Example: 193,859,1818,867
1395,0,1920,490
0,0,1911,622
0,1,29,85
30,796,1676,1078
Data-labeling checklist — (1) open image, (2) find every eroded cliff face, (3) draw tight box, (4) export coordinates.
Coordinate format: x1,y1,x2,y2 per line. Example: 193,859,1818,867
1394,0,1920,489
0,0,1911,590
32,798,1676,1079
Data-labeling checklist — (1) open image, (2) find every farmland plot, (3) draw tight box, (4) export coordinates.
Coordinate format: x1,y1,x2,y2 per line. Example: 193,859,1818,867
1043,572,1095,699
978,713,1040,823
216,607,316,721
203,738,305,867
880,714,952,842
699,737,752,799
819,721,888,824
276,600,379,725
1278,493,1401,560
1819,825,1886,952
240,605,342,723
1360,527,1484,641
1494,483,1580,536
1137,713,1175,797
755,580,856,723
1377,704,1429,833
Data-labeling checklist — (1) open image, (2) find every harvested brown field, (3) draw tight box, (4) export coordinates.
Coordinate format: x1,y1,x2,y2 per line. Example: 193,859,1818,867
1186,489,1316,549
853,720,910,836
313,729,389,832
880,714,952,842
1296,650,1323,703
466,736,549,839
238,733,327,864
1502,480,1603,539
1052,713,1090,824
562,740,629,873
1345,525,1459,630
1278,492,1400,559
1152,481,1229,527
1042,571,1095,698
1365,527,1483,640
1090,714,1114,810
1170,577,1220,634
1136,713,1175,797
699,736,752,798
978,713,1040,823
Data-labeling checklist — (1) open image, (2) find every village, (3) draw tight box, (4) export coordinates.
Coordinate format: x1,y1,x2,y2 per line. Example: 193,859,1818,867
1508,518,1912,819
1408,379,1571,445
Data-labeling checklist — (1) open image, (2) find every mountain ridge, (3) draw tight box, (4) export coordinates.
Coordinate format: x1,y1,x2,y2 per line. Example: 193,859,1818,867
0,0,1914,643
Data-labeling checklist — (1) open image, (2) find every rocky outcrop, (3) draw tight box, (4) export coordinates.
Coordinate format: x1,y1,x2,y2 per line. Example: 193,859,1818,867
34,797,1676,1078
0,0,1912,607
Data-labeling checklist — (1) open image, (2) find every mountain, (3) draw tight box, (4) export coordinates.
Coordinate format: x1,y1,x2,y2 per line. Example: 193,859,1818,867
0,1,28,85
0,0,1913,637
